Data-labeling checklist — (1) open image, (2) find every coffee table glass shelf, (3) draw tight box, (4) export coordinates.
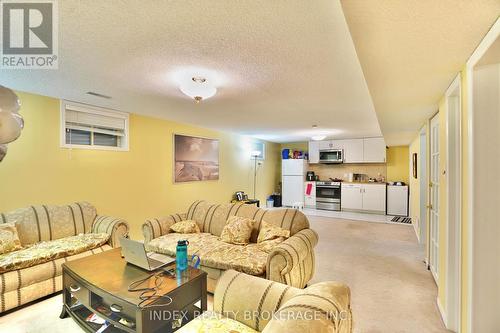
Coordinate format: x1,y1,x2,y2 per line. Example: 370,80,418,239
60,248,207,333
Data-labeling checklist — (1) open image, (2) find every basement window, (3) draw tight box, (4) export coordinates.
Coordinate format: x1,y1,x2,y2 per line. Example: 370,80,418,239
61,101,129,151
251,142,265,160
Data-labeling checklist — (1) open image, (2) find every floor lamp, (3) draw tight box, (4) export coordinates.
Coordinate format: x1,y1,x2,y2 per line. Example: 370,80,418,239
251,150,262,199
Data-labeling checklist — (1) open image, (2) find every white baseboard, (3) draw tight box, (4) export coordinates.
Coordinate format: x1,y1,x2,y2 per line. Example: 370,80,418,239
437,297,447,327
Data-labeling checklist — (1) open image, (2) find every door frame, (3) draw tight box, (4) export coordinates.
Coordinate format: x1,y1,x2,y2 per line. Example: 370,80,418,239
466,17,500,333
444,73,462,331
419,127,427,247
429,113,440,284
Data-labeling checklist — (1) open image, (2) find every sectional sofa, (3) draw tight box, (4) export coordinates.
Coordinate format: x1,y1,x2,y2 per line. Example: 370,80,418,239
178,269,353,333
0,202,128,313
143,200,318,292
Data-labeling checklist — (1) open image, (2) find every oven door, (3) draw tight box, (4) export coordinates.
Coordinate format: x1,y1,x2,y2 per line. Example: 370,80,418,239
316,185,341,210
319,150,343,163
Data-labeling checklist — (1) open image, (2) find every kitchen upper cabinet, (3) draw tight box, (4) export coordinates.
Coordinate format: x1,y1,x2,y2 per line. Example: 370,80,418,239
341,184,363,210
363,137,386,163
341,139,364,163
308,141,320,164
361,184,386,212
308,136,386,164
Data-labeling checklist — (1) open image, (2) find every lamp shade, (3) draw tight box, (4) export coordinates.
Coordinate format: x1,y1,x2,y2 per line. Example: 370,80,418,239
180,78,217,102
0,86,23,144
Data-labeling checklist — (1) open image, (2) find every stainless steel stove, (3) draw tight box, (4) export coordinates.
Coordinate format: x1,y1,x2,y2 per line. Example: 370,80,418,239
316,181,341,211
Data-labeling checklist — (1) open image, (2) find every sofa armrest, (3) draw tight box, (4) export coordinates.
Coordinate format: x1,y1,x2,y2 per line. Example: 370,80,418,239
262,281,353,333
213,269,301,331
266,229,318,288
142,213,186,243
91,215,129,248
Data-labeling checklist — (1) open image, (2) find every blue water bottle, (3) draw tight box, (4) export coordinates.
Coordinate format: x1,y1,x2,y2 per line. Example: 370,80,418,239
176,240,189,271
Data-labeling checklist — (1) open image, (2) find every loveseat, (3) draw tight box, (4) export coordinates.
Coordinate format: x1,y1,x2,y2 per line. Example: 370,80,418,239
178,269,353,333
0,202,128,313
143,200,318,292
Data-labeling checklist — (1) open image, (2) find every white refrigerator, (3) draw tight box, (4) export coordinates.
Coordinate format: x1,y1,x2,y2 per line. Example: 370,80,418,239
282,159,307,207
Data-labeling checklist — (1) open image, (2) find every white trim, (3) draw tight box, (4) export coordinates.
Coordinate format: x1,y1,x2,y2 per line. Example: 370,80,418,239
60,100,130,151
437,296,448,327
444,73,462,332
466,17,500,333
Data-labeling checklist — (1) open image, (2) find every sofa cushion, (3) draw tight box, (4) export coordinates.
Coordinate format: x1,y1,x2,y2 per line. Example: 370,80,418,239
0,223,22,255
0,233,109,274
170,220,200,234
146,233,269,275
220,216,255,245
257,221,290,243
177,311,258,333
1,202,97,246
185,201,310,242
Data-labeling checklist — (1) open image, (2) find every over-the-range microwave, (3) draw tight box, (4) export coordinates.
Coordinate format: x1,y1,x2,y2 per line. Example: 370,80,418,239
319,149,344,164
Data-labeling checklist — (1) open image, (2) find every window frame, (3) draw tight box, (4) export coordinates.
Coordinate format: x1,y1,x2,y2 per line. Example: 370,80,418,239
60,100,130,151
252,141,266,160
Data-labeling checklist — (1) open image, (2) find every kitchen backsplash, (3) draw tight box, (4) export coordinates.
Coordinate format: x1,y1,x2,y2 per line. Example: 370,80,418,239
308,163,387,181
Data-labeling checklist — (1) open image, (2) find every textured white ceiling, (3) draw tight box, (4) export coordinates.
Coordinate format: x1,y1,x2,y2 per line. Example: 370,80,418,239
0,0,382,143
341,0,500,145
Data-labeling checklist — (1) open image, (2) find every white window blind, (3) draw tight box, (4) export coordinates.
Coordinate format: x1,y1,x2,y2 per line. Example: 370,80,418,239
61,101,129,151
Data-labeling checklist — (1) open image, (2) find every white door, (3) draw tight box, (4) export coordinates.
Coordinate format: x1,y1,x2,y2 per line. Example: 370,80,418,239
304,181,316,207
363,137,386,163
308,141,319,164
341,184,363,210
361,184,387,212
282,159,304,176
429,114,440,282
282,176,304,206
341,139,364,163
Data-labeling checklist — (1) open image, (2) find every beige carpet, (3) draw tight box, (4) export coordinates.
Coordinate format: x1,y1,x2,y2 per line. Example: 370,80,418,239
308,216,451,333
0,216,450,333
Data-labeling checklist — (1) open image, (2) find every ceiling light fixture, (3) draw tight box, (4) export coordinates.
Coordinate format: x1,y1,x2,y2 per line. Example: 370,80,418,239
180,76,217,103
311,135,326,141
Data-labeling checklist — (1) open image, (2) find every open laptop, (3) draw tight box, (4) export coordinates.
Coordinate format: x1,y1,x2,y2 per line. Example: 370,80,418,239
120,238,175,271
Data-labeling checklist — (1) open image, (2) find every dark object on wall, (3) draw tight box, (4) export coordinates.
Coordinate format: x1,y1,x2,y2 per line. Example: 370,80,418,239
412,153,418,179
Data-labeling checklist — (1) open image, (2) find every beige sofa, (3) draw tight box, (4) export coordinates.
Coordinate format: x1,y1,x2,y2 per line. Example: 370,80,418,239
143,200,318,292
0,202,128,313
178,269,353,333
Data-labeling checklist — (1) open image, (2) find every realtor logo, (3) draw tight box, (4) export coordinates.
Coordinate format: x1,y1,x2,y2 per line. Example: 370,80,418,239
1,0,58,69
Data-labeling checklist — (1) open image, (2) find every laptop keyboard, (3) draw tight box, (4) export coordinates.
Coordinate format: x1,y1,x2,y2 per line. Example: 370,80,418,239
148,257,165,267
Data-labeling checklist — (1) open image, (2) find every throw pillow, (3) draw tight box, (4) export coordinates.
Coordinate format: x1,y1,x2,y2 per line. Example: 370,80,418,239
220,216,255,245
257,221,290,243
256,237,287,253
0,223,22,255
170,220,201,234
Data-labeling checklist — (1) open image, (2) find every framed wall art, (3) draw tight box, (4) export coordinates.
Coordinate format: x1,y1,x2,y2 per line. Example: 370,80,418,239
174,134,219,182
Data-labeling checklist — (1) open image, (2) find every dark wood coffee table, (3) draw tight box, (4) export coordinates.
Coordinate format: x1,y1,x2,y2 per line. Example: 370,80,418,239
60,248,207,333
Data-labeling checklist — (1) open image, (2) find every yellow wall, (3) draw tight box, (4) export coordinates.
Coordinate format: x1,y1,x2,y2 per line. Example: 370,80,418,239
408,66,471,333
0,92,281,239
409,135,421,239
386,146,409,183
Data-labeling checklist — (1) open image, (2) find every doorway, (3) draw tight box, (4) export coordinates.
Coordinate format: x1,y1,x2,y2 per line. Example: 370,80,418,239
444,74,462,331
429,113,440,283
419,128,427,247
467,19,500,332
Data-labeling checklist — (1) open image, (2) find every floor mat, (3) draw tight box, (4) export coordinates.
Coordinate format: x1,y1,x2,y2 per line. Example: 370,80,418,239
390,216,412,224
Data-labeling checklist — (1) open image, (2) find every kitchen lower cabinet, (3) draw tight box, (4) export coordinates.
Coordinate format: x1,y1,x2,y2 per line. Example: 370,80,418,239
341,183,386,213
304,181,316,208
341,184,363,210
361,184,386,212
